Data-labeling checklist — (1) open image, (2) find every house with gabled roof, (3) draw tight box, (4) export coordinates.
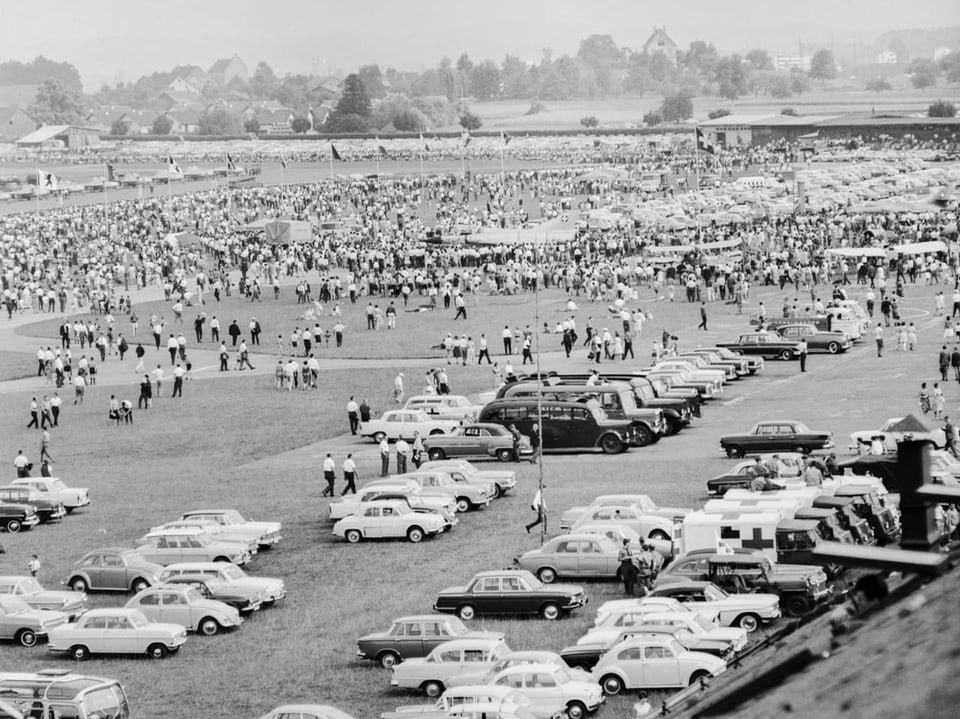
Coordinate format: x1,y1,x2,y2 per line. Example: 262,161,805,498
0,106,37,142
642,27,680,65
208,55,248,86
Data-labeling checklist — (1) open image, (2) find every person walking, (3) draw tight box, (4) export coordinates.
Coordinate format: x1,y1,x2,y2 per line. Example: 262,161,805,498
321,453,336,497
379,437,390,477
26,397,39,429
134,343,145,373
528,423,541,464
510,424,523,462
396,438,409,474
502,326,512,355
525,487,546,534
341,454,357,495
411,432,424,469
39,429,53,464
697,302,708,331
874,323,884,357
393,373,404,404
13,450,30,478
49,392,62,426
939,345,950,381
618,539,638,595
478,334,491,364
171,363,185,398
346,396,360,435
27,554,40,578
798,338,808,373
945,416,959,458
138,375,152,410
933,382,946,420
919,382,931,416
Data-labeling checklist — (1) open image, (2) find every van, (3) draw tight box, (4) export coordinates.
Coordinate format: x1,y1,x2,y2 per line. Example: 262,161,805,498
478,399,634,454
0,669,129,719
495,382,665,446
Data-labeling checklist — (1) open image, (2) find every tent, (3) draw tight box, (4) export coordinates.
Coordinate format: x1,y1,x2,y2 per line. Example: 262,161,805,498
165,231,204,250
825,247,887,258
263,220,313,245
887,414,933,433
892,240,947,255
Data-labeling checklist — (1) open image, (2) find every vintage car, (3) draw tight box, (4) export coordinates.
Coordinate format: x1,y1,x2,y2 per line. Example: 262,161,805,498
381,685,557,719
418,459,516,497
333,499,447,543
159,561,285,604
716,332,803,360
691,346,764,374
515,534,621,583
589,597,713,631
422,424,533,463
176,508,282,548
125,584,242,635
258,706,357,719
0,576,87,619
635,367,720,399
590,635,726,694
434,570,586,621
160,574,262,614
62,548,164,593
570,505,677,542
446,650,592,690
680,349,749,377
149,519,259,556
390,470,493,512
0,502,40,534
647,581,781,632
774,323,853,353
390,637,512,698
568,524,672,563
706,454,805,496
356,614,504,668
578,612,747,658
362,409,460,443
559,494,690,532
0,485,66,523
134,527,252,566
360,491,458,532
719,420,834,458
0,595,68,647
328,480,456,521
652,358,732,383
849,416,946,454
405,395,484,422
483,663,604,719
47,607,187,660
11,477,90,513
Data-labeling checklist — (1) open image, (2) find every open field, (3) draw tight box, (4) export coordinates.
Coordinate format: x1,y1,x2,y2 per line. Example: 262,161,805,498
0,273,951,718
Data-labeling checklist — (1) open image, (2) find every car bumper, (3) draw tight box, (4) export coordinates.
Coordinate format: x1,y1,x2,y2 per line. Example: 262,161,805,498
42,507,67,521
257,532,282,547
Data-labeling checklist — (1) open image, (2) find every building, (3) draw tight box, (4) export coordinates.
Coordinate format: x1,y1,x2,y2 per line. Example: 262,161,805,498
208,55,248,86
933,47,952,62
641,27,680,65
16,124,101,150
0,107,37,142
85,106,135,134
773,55,812,72
876,51,898,65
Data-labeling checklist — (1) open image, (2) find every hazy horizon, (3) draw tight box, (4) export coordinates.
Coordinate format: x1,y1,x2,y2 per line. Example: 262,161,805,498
1,0,958,90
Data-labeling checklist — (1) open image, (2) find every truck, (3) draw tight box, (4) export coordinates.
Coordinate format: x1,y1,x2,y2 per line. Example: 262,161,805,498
680,510,822,566
828,485,901,545
705,498,856,546
809,494,877,545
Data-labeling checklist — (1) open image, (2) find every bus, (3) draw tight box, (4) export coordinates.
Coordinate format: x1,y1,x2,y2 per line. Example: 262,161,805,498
0,669,128,719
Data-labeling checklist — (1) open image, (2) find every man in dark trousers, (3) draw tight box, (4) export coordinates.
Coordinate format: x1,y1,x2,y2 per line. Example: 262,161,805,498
228,320,242,347
945,417,960,458
697,302,708,331
798,338,808,372
341,453,357,495
939,345,950,381
952,346,960,382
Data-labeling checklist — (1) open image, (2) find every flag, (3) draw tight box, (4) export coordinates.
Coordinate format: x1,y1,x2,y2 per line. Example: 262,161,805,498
38,170,58,190
168,156,182,175
330,144,342,161
226,154,236,171
695,128,716,156
501,131,512,146
419,133,430,152
462,130,472,147
105,164,116,183
378,144,389,158
280,157,287,169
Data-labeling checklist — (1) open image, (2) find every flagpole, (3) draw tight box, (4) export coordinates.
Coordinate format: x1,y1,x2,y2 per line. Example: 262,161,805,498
329,148,333,182
103,163,109,242
693,128,701,240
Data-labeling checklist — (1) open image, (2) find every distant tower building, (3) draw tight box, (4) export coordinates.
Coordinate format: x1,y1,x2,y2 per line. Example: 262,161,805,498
642,27,680,65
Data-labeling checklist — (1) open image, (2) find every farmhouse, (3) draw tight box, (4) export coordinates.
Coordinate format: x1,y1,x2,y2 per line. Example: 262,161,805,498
16,124,101,150
208,55,248,86
642,27,680,65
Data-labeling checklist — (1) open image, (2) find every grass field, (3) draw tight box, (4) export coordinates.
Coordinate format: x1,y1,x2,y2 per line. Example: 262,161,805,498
0,351,35,382
0,270,950,718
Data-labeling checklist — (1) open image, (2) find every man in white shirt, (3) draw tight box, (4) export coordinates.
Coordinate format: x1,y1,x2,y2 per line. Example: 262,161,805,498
341,454,357,495
172,364,186,397
151,365,166,397
395,438,410,474
379,437,390,477
346,397,360,435
321,453,336,497
210,316,220,343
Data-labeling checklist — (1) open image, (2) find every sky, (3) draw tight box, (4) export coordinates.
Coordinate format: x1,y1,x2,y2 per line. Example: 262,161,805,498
1,0,958,90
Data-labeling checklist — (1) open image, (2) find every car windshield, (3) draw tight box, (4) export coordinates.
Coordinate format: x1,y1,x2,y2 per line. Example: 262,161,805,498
447,618,468,634
184,588,203,603
589,405,606,422
669,640,684,656
222,510,244,524
793,423,812,433
18,577,42,593
394,504,413,516
220,565,245,581
553,668,570,683
127,610,149,628
694,615,715,631
703,585,726,601
0,596,30,613
50,479,68,490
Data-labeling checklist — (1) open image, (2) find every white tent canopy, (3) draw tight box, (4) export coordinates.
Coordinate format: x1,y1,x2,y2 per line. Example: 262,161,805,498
892,240,947,255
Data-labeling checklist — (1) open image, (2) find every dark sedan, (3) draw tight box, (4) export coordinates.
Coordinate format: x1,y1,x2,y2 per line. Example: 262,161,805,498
433,569,586,621
775,324,852,353
719,421,834,458
717,332,802,360
160,575,262,613
422,423,532,462
355,614,504,668
0,486,65,523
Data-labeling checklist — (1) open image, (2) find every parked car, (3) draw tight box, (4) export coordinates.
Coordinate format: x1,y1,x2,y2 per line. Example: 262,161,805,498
360,492,458,532
559,494,690,532
434,570,586,621
0,576,87,619
647,581,782,632
149,519,259,556
356,614,504,668
590,635,726,694
159,561,285,604
328,480,456,521
719,420,834,458
362,409,461,443
717,331,803,360
515,534,621,583
484,663,604,719
381,685,556,719
11,477,90,513
421,424,533,463
134,527,251,566
390,637,512,698
390,470,493,512
62,548,163,593
774,323,853,353
0,595,68,647
570,506,677,542
418,459,516,497
635,367,720,399
446,650,592,689
46,607,187,660
125,584,242,635
176,508,282,548
691,346,764,374
849,416,946,454
160,574,262,614
333,500,447,543
258,706,357,719
578,611,747,658
0,486,66,523
706,454,804,496
0,502,40,533
405,395,484,422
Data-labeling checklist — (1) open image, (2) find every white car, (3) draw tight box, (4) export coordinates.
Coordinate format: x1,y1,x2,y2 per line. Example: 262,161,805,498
333,500,447,543
177,509,282,548
381,470,492,512
570,505,676,542
559,494,690,531
405,395,484,422
419,459,517,497
590,635,726,694
259,706,357,719
0,576,87,620
646,581,781,631
134,527,251,566
383,685,553,719
487,663,604,719
362,409,461,442
580,611,747,657
47,607,187,660
149,519,259,556
158,561,286,603
11,477,90,512
328,479,456,521
125,584,242,635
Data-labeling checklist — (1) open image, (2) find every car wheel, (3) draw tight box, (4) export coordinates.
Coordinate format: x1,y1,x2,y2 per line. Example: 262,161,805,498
689,670,710,686
131,578,150,593
455,497,472,513
537,567,558,584
5,519,22,533
599,433,623,454
429,429,445,436
213,556,232,563
649,529,670,541
489,484,501,500
457,604,476,620
65,507,75,514
779,350,794,360
423,680,444,698
372,432,386,443
70,645,90,661
379,650,401,669
147,643,169,659
16,629,38,647
70,577,89,593
827,342,840,354
407,526,424,543
792,446,806,454
600,674,623,696
199,617,220,636
735,613,761,632
665,417,682,436
541,602,561,620
345,529,362,544
427,448,445,461
785,596,811,617
633,425,653,447
566,701,587,719
496,448,512,462
726,445,744,459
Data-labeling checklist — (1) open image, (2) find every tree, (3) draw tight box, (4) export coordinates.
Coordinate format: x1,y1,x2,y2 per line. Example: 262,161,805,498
768,73,792,99
290,115,311,133
198,107,240,135
243,117,260,135
745,49,774,71
681,40,720,77
0,56,82,93
707,108,731,120
659,92,693,123
577,34,623,98
929,99,957,118
459,110,482,130
151,114,173,135
580,115,599,127
500,54,532,98
372,94,427,132
249,62,278,100
790,69,810,96
110,118,130,136
780,107,798,116
941,53,960,86
358,64,386,99
642,109,663,126
470,61,502,101
865,77,892,94
909,58,938,90
325,74,372,132
456,54,474,95
27,79,86,125
624,52,653,95
809,50,837,81
716,55,748,100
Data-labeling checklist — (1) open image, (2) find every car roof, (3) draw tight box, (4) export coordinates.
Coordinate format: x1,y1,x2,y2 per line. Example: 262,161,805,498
392,615,462,623
267,706,355,719
181,509,237,515
778,519,821,531
143,527,210,537
84,607,143,617
496,662,559,674
162,562,233,570
431,637,506,650
652,581,713,591
547,533,614,543
472,569,534,579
